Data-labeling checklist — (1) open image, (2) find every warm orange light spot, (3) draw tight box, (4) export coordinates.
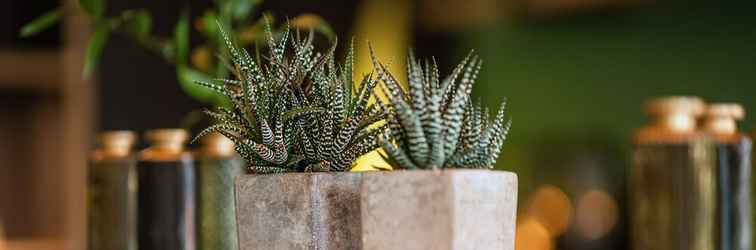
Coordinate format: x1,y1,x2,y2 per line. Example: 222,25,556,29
290,14,324,29
0,224,6,250
526,185,572,237
190,46,213,73
575,189,619,240
515,217,552,250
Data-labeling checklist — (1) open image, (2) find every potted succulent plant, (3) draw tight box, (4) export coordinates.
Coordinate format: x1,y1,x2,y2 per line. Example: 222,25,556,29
362,49,517,250
196,20,516,250
193,23,383,249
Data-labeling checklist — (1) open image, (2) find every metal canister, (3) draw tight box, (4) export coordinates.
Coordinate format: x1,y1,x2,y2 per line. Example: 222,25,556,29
195,132,245,250
630,96,717,250
704,103,752,250
137,129,195,250
88,131,137,250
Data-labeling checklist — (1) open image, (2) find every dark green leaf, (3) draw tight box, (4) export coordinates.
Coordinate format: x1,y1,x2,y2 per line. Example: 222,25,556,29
124,10,152,41
315,23,336,41
177,66,232,108
174,11,190,65
79,0,104,18
199,11,220,44
83,24,110,78
19,9,62,38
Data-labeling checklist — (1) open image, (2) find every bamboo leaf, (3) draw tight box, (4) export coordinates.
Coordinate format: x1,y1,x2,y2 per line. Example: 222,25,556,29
18,9,62,38
178,66,231,107
80,0,105,18
174,11,190,65
82,24,110,78
124,10,152,42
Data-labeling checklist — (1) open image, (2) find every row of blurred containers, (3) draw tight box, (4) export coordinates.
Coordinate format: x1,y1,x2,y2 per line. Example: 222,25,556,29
517,96,753,250
7,96,750,250
88,129,244,250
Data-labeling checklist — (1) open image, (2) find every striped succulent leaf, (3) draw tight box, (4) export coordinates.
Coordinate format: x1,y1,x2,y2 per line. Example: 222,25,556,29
192,22,317,173
194,22,384,173
292,39,385,171
377,49,510,169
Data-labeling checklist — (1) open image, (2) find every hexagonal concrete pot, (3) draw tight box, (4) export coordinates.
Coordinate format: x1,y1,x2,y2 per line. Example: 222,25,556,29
234,172,362,250
235,170,517,250
360,169,518,250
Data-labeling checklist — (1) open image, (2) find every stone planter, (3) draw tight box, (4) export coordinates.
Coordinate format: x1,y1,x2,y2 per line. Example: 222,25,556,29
235,170,517,250
234,172,362,250
361,170,518,250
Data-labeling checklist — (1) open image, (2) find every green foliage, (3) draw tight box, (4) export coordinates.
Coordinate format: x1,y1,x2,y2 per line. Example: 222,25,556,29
123,10,152,42
83,24,110,78
193,22,381,173
375,49,511,169
80,0,105,19
20,0,335,108
19,8,62,38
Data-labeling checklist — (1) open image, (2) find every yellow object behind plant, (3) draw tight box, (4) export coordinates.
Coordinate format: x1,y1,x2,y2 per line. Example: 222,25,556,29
350,0,411,172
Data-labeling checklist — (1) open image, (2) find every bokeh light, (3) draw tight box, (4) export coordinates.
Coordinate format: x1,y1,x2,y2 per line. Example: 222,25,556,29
515,217,553,250
526,185,573,237
575,189,619,240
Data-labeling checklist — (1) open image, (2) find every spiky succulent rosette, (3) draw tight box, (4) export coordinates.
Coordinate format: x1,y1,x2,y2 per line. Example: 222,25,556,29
375,49,511,169
290,38,387,172
192,23,317,173
194,21,384,173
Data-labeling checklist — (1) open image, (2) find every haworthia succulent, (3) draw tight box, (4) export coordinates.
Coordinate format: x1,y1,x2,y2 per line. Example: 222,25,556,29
194,21,384,173
377,49,510,169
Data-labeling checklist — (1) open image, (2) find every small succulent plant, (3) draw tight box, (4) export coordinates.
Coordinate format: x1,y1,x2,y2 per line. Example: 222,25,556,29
194,22,384,173
375,49,511,169
193,23,312,173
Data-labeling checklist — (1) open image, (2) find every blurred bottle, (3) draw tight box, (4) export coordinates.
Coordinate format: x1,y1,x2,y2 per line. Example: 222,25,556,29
704,103,752,250
88,131,137,250
630,96,717,250
194,132,245,250
137,129,195,250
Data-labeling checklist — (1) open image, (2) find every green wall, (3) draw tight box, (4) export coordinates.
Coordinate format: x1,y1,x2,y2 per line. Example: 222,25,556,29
463,1,756,191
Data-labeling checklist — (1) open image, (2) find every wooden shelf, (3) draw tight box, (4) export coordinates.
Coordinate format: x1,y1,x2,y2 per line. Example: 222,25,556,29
0,49,61,93
0,1,94,250
4,238,66,250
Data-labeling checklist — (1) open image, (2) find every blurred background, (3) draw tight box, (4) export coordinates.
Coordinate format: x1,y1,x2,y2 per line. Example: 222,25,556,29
1,0,755,249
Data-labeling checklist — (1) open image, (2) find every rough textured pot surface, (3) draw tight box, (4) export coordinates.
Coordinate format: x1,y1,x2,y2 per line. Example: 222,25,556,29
360,169,518,250
235,172,362,250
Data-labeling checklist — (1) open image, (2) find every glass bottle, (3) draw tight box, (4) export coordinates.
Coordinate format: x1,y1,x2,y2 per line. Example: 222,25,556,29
630,96,717,250
194,132,245,250
88,131,137,250
704,103,751,250
137,129,195,250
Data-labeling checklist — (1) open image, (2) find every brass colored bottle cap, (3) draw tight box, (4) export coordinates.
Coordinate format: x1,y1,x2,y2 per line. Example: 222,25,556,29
706,103,745,120
635,96,706,144
645,96,705,116
141,128,190,161
704,103,745,142
145,128,189,146
200,132,236,157
100,130,137,150
96,130,137,159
